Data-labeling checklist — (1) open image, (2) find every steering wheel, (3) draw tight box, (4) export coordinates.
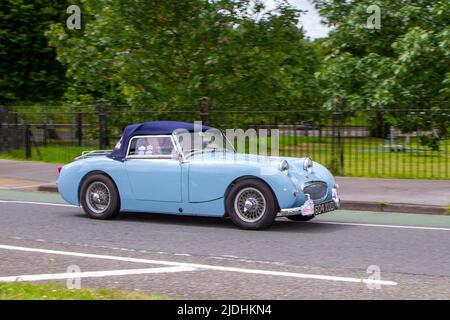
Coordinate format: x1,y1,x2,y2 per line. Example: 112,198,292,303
184,148,203,158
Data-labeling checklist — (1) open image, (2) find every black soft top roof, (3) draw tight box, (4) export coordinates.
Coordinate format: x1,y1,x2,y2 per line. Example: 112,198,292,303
108,121,211,161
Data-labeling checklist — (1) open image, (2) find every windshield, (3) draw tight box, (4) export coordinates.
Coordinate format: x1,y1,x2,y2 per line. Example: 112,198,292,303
174,130,235,157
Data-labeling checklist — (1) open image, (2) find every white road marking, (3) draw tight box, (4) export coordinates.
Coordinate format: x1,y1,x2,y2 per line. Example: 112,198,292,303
0,244,398,286
0,200,76,208
0,266,197,283
313,221,450,232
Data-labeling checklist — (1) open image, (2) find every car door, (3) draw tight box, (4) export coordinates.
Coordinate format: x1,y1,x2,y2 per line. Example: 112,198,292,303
125,135,182,202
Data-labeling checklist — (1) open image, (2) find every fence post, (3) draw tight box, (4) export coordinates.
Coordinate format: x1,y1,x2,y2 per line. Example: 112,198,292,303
0,107,5,153
338,96,345,175
76,111,83,147
331,99,337,172
43,116,48,146
24,122,31,159
0,106,6,124
199,97,210,125
331,96,345,176
98,100,109,149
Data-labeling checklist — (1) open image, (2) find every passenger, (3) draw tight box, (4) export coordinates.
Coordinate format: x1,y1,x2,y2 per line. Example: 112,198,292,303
136,138,160,155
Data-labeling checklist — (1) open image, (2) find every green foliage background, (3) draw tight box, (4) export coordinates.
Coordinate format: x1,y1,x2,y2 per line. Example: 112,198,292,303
0,0,71,104
314,0,449,144
45,0,324,111
1,0,449,143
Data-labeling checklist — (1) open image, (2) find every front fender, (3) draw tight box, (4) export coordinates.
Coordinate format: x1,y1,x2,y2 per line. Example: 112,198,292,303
187,159,298,209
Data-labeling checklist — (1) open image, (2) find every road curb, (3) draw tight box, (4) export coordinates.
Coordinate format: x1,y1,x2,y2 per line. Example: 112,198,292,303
340,200,447,215
37,185,58,193
35,184,448,216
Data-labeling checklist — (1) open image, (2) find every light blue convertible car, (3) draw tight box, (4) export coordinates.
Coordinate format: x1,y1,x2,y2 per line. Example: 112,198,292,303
58,121,340,230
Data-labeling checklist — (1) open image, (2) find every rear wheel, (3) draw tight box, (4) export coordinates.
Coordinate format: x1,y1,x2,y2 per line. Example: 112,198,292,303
80,174,120,220
226,179,277,230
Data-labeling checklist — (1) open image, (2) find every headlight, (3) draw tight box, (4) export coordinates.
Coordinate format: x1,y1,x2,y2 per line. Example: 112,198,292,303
279,160,289,175
303,157,313,172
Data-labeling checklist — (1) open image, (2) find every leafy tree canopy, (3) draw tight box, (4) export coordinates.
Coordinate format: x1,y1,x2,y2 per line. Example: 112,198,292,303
313,0,450,144
314,0,449,109
47,0,323,110
0,0,70,104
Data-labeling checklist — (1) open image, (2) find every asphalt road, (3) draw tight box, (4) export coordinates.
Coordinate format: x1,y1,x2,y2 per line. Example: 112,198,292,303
0,190,449,299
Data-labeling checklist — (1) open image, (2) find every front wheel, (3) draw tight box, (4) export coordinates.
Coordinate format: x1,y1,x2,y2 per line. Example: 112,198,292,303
80,174,120,220
226,179,278,230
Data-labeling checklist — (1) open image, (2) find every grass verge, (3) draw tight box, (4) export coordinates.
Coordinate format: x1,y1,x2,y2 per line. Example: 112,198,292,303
1,136,449,179
0,282,171,300
0,146,87,164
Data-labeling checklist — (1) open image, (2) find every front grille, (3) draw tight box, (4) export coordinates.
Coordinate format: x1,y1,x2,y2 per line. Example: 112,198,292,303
303,181,328,201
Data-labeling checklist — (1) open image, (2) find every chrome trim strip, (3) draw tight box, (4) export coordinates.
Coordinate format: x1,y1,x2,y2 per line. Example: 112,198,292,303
75,150,113,160
278,206,304,217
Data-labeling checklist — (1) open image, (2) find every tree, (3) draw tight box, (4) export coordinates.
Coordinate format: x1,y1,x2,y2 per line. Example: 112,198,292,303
47,0,323,115
0,0,70,104
314,0,450,145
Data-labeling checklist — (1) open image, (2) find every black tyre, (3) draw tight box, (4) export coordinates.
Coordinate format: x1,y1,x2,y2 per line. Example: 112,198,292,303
226,179,278,230
286,215,315,222
80,174,120,220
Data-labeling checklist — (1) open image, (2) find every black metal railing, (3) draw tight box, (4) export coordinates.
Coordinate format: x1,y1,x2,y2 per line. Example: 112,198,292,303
1,102,449,179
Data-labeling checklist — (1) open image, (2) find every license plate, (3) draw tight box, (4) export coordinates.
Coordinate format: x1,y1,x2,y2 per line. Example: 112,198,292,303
314,201,335,215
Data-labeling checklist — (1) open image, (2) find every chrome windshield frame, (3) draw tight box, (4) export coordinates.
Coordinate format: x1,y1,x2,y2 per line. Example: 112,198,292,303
172,130,236,161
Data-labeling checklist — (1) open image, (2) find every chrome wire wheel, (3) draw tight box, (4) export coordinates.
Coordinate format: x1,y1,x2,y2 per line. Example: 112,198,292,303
234,187,267,223
85,181,111,215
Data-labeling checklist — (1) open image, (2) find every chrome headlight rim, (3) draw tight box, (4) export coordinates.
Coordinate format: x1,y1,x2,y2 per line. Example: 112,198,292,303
279,159,289,175
303,157,313,172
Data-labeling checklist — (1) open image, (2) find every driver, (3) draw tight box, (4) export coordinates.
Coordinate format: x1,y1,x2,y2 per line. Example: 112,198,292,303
204,135,219,150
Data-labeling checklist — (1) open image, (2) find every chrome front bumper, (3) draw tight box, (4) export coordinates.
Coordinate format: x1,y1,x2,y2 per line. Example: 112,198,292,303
278,187,340,217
